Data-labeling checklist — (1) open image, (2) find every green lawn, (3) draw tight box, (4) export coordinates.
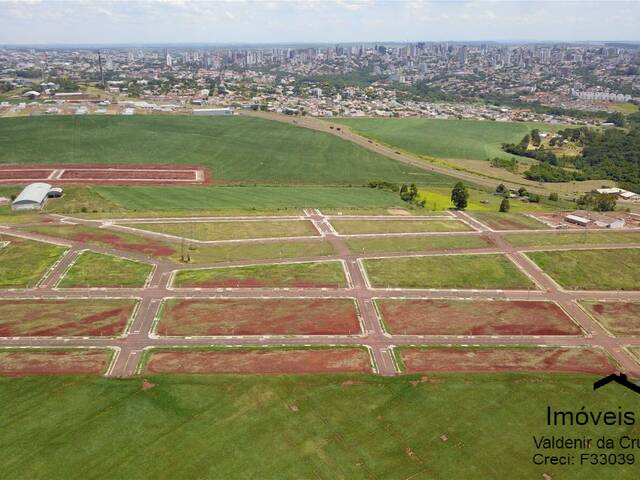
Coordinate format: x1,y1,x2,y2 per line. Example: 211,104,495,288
363,254,534,289
58,251,153,288
330,219,471,234
506,231,640,248
345,234,491,254
174,261,347,288
471,212,549,230
334,117,554,161
0,115,451,185
0,374,638,479
0,237,67,288
527,249,640,290
130,219,318,241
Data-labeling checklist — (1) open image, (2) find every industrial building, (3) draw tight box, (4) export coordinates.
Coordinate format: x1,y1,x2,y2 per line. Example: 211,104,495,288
11,183,62,211
192,108,233,116
565,211,626,229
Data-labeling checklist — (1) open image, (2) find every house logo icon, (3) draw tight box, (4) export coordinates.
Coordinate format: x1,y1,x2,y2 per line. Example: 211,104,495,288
594,373,640,395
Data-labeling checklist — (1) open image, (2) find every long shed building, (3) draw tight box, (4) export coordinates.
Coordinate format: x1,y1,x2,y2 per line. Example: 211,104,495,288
11,182,54,211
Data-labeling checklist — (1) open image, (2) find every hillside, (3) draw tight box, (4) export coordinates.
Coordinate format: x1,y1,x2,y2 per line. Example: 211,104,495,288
0,115,451,186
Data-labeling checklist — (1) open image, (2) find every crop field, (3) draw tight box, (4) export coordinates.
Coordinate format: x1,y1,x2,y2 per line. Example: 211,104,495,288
471,212,549,230
526,248,640,290
397,347,616,374
0,349,112,376
3,374,640,479
505,231,640,248
345,234,491,254
0,299,137,336
330,218,472,234
363,254,534,289
0,116,445,185
334,117,553,161
129,219,319,241
580,301,640,336
58,251,153,288
0,237,66,289
144,348,372,374
173,261,347,288
156,299,360,336
376,299,580,335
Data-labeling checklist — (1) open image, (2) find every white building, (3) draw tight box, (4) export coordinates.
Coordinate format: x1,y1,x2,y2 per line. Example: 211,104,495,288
192,108,233,116
11,183,60,211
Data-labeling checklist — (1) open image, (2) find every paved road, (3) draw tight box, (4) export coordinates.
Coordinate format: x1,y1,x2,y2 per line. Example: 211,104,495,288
1,209,639,378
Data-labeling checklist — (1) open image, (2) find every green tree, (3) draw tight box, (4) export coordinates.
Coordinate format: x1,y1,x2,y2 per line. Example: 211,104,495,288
517,187,528,196
495,183,506,194
548,192,559,201
451,182,469,210
499,197,510,212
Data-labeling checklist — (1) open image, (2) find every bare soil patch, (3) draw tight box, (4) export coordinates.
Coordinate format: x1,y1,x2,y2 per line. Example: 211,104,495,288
0,350,111,376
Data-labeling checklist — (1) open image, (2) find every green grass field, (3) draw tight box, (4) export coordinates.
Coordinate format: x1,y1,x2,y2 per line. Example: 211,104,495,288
505,231,640,248
0,237,66,288
330,218,471,234
173,261,347,288
345,234,491,254
130,219,318,241
1,373,638,479
334,117,554,161
527,249,640,290
363,254,534,289
58,251,153,288
471,212,549,230
0,115,452,185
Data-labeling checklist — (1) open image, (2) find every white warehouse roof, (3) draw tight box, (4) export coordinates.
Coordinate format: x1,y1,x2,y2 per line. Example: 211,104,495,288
12,182,52,210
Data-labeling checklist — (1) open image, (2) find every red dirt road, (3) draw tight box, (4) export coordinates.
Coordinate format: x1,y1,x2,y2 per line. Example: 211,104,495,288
377,299,582,336
158,298,361,336
400,347,616,374
0,350,111,376
146,348,372,374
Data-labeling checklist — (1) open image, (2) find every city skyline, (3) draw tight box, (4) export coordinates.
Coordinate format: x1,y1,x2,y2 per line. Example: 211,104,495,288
1,0,640,45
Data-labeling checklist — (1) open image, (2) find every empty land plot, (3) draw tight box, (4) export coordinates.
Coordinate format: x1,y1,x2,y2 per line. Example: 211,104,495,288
398,347,615,374
321,207,451,216
363,254,534,289
145,348,372,374
526,248,640,290
505,231,640,248
0,299,137,336
173,261,347,288
58,251,153,288
128,219,319,241
580,301,640,336
0,349,112,376
345,234,491,255
157,298,360,336
0,237,67,288
331,219,471,235
471,212,549,231
376,299,580,335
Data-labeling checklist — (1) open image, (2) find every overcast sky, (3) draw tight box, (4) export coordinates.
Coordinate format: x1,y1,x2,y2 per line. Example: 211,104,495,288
1,0,639,45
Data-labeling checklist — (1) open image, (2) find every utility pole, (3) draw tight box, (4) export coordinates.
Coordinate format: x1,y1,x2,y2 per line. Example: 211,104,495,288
97,50,105,89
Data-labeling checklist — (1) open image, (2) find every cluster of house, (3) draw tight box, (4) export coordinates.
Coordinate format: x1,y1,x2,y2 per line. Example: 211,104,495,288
565,211,626,229
594,187,640,202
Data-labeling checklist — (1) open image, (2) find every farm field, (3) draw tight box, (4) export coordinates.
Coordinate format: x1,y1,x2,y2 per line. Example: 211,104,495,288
173,261,347,288
505,231,640,248
363,254,534,289
0,349,112,376
0,299,137,336
321,207,451,216
144,348,371,373
330,218,472,234
471,212,549,230
580,301,640,336
0,116,446,185
129,219,319,241
0,237,66,288
376,299,580,335
2,374,639,479
157,298,360,336
526,248,640,290
58,251,153,288
397,347,615,374
333,117,554,161
345,234,491,254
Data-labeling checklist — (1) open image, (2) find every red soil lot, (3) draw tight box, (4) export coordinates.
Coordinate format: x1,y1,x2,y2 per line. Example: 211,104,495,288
0,163,211,186
581,301,640,336
146,348,372,374
0,299,137,337
158,298,361,336
0,350,111,376
377,299,581,336
400,347,616,374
